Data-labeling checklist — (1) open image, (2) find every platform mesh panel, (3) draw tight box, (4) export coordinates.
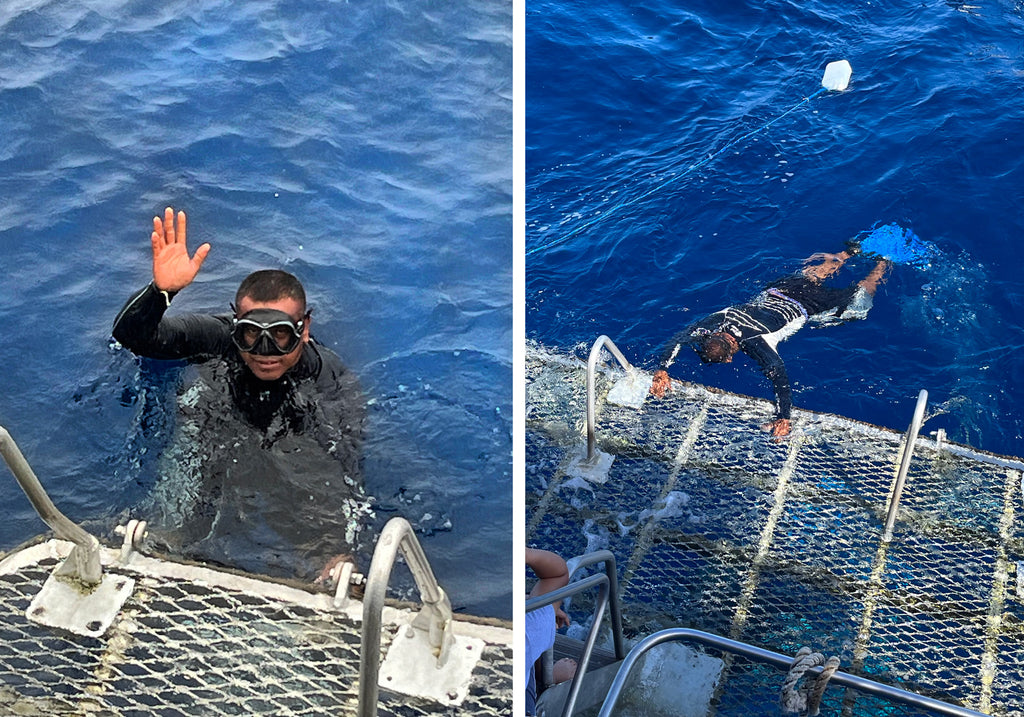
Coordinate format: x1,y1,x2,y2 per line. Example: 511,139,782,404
527,345,1022,716
0,559,511,716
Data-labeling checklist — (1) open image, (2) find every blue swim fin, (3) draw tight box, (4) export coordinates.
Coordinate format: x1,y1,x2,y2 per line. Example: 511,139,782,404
850,223,935,268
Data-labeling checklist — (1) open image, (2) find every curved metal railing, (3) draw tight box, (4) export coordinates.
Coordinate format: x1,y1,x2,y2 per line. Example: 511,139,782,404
527,550,626,717
0,425,102,585
586,336,635,461
597,628,987,717
358,517,454,717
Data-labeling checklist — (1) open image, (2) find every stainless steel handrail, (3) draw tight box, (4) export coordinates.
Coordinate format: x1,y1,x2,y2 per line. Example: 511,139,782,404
529,575,608,717
358,517,454,717
567,550,625,659
527,549,626,717
0,425,102,585
586,336,634,461
598,628,986,717
883,389,928,542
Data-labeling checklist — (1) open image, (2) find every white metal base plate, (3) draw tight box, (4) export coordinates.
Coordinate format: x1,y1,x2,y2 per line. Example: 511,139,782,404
27,571,135,638
565,445,615,485
379,626,484,707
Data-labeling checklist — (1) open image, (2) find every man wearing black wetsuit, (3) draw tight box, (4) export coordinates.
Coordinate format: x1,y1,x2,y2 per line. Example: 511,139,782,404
112,206,366,582
651,250,890,438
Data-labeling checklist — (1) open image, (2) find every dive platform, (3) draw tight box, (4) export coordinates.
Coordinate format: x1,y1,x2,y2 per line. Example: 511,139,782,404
0,427,512,716
526,339,1024,716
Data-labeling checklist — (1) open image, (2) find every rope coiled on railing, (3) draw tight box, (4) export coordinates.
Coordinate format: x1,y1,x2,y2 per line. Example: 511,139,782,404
781,646,841,716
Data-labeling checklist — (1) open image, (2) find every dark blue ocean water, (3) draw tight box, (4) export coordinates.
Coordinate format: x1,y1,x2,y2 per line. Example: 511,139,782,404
527,0,1024,458
0,1,511,618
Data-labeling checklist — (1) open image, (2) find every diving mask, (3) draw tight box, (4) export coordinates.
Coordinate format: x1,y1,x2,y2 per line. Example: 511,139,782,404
231,308,307,356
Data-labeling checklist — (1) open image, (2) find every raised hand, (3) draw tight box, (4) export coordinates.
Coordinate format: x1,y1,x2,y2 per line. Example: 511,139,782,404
150,207,211,292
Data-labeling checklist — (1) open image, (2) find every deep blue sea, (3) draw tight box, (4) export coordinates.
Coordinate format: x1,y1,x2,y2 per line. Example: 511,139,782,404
527,0,1024,458
0,1,511,619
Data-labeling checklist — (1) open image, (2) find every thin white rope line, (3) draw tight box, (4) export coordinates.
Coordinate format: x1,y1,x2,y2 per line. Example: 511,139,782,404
527,86,830,257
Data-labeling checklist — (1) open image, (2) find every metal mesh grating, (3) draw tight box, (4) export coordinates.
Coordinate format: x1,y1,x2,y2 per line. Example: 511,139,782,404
526,343,1023,716
0,552,511,716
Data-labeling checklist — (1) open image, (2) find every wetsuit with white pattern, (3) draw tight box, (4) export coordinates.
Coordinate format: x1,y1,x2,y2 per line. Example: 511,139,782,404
658,274,870,420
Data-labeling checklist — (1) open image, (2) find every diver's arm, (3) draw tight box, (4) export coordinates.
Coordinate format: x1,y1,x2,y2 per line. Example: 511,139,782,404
112,283,230,360
801,250,852,281
651,331,688,398
113,207,227,360
742,337,793,434
302,349,369,587
651,316,721,397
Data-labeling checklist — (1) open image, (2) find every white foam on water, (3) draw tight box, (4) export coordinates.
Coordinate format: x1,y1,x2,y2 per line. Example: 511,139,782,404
637,491,691,524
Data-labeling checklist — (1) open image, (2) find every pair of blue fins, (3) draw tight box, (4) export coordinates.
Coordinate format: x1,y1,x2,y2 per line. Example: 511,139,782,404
851,222,934,267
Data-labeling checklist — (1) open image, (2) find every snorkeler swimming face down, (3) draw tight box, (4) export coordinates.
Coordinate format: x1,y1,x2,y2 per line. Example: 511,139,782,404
651,247,891,440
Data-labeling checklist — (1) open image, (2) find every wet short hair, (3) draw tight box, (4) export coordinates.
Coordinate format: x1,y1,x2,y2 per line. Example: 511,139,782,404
236,270,307,311
696,333,734,364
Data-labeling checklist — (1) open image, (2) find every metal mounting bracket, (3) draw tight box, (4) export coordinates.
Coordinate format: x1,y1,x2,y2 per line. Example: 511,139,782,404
28,571,135,638
378,622,484,706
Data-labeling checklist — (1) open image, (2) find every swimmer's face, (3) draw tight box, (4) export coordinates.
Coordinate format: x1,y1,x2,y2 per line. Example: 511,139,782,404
235,294,310,381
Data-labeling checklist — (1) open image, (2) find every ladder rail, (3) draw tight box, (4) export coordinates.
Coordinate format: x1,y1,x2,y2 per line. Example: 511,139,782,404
883,389,928,542
0,425,102,585
527,550,626,717
566,550,625,660
586,335,634,461
358,517,454,717
598,628,987,717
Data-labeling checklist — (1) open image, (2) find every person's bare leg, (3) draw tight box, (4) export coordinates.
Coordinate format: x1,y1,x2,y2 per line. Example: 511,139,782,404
858,259,891,296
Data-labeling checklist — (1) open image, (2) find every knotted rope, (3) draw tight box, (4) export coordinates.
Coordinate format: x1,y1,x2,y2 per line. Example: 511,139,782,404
781,646,841,716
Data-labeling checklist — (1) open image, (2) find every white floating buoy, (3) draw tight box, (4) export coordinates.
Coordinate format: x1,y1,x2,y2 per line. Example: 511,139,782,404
821,60,853,91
